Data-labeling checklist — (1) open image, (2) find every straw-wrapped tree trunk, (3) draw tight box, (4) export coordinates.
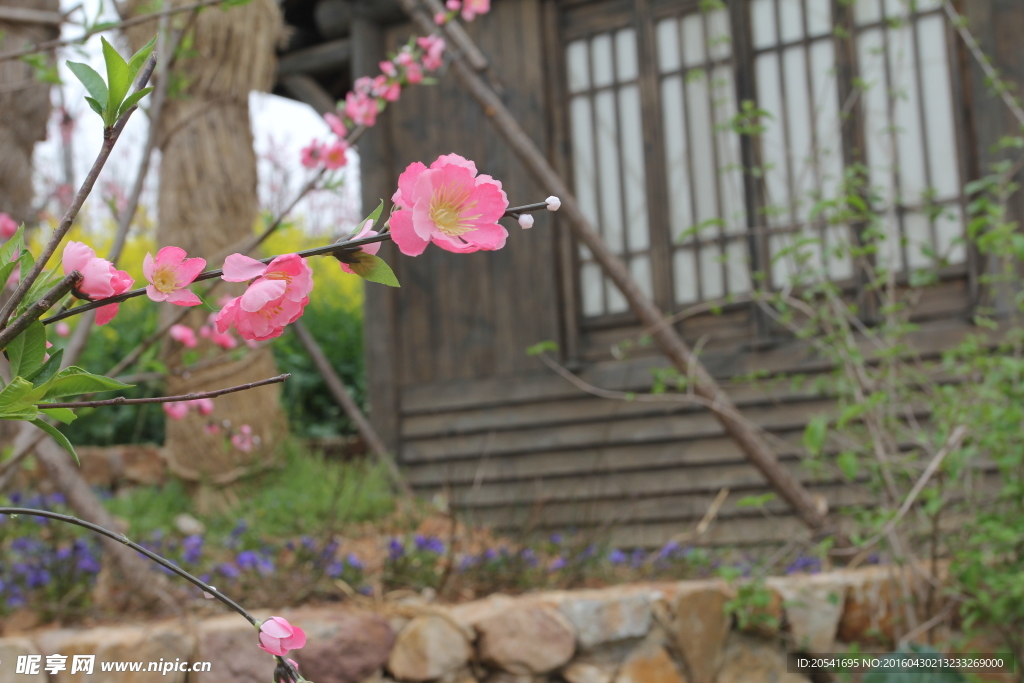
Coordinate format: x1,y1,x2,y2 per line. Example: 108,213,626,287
125,0,287,510
0,2,59,225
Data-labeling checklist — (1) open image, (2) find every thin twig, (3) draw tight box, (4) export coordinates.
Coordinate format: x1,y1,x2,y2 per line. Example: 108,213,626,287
832,425,969,557
0,272,82,350
0,55,157,328
0,0,230,63
38,373,290,408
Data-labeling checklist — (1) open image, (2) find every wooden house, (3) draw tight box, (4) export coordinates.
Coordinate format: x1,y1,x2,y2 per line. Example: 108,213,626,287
274,0,1024,548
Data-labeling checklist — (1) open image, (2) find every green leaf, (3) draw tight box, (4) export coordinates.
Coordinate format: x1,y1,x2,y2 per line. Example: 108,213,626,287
66,61,108,110
0,377,35,413
84,96,104,117
116,86,153,118
803,415,829,456
43,367,132,400
837,451,859,481
526,340,559,356
349,253,400,287
363,199,384,226
30,419,78,465
736,493,776,509
126,35,156,78
17,268,65,316
101,37,132,116
40,407,77,425
27,349,63,384
7,321,47,379
0,224,23,265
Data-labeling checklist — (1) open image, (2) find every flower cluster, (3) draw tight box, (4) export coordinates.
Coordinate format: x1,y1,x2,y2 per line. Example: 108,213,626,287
161,397,214,421
216,253,314,342
434,0,491,25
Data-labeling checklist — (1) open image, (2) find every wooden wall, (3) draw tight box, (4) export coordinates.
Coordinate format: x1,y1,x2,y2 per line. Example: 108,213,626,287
356,0,1022,547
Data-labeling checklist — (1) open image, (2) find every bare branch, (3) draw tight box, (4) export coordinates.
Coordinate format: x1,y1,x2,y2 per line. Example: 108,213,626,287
38,373,290,409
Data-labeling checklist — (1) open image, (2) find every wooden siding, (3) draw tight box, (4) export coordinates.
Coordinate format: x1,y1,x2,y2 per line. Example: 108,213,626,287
397,316,995,547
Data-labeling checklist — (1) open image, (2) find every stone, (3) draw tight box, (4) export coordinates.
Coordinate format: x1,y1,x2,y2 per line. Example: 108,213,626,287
562,662,614,683
476,604,575,674
174,513,206,536
387,614,471,682
292,610,396,683
0,637,47,683
193,614,275,683
36,622,194,683
614,642,687,683
554,589,653,649
446,594,517,637
736,586,783,639
714,633,810,683
768,574,848,654
439,666,479,683
836,566,902,646
670,583,731,683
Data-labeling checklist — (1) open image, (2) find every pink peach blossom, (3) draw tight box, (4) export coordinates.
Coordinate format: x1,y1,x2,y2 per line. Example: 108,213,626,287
163,402,189,420
258,616,306,656
395,50,415,67
446,0,461,9
55,321,71,337
61,242,134,325
324,112,347,138
417,35,445,71
323,140,348,170
170,324,198,348
232,424,255,453
372,75,401,102
405,62,424,84
200,318,238,350
215,253,314,341
380,60,397,77
144,246,205,306
353,76,374,94
345,91,378,128
390,153,509,256
434,11,447,24
204,423,220,435
0,213,17,239
300,140,324,168
190,398,215,416
339,219,382,275
462,0,490,20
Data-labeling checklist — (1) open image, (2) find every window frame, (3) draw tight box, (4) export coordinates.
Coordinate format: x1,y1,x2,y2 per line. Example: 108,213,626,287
553,0,979,345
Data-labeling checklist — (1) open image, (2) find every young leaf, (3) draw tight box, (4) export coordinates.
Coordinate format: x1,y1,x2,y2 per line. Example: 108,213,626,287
837,451,859,481
84,96,104,117
43,367,132,400
26,349,63,384
30,419,78,465
0,377,35,412
363,199,384,226
0,224,23,265
803,415,828,456
101,37,131,118
349,253,400,287
126,35,156,78
116,86,153,119
7,321,47,379
66,61,108,110
40,407,77,424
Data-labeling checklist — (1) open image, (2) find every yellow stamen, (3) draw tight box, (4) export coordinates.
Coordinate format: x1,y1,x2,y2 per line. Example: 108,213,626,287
152,266,178,294
429,183,482,237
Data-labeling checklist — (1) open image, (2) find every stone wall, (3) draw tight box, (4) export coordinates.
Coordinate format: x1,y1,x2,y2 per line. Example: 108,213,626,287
0,565,966,683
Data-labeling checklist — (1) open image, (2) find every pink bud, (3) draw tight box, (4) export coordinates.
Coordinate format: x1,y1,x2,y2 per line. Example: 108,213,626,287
380,60,397,77
324,112,347,139
55,322,71,337
163,402,189,420
0,213,17,239
257,617,307,657
434,11,447,24
169,324,199,348
191,398,215,416
446,0,461,9
518,214,534,229
546,196,561,211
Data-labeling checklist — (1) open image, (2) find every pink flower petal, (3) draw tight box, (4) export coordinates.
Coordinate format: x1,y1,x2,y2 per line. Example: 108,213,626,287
154,245,187,267
389,210,429,257
393,162,428,209
95,303,119,326
260,617,294,638
166,289,202,307
239,279,287,313
174,257,207,286
222,254,268,282
146,284,169,302
142,252,156,282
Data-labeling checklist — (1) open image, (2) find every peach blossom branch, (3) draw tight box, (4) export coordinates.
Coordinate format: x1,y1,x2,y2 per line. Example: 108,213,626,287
38,372,290,409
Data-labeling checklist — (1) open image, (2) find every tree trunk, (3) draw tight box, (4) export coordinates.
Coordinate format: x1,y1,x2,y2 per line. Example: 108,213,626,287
125,0,287,510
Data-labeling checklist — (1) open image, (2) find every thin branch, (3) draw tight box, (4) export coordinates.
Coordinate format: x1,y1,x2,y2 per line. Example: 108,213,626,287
38,373,290,409
0,54,157,328
832,425,969,557
0,506,256,622
0,0,229,63
0,272,82,350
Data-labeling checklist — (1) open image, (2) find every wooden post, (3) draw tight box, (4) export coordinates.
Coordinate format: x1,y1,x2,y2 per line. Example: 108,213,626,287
396,0,835,536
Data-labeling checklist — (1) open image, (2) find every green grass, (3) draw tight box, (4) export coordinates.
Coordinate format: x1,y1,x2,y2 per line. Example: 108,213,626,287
103,440,396,539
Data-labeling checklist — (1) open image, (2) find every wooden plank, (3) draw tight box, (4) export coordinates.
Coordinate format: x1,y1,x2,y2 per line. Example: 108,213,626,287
399,316,979,414
277,38,351,77
607,515,813,548
404,429,808,487
400,398,838,463
278,74,336,116
457,482,877,530
0,7,63,25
